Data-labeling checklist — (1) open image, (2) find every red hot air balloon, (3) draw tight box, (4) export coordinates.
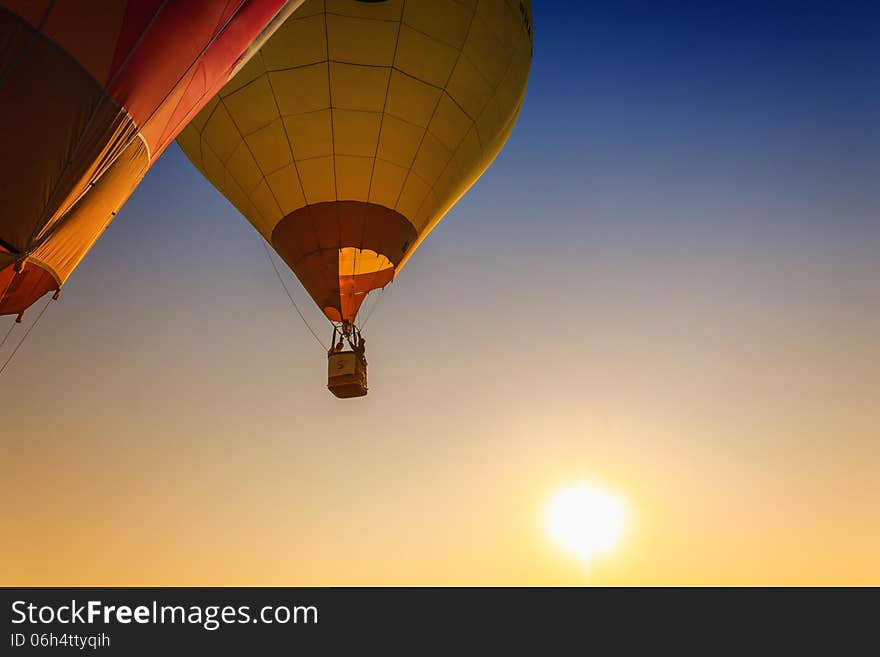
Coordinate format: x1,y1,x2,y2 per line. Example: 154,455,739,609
0,0,301,320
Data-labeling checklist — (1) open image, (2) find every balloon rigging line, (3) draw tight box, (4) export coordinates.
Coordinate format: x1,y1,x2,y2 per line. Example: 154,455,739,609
0,271,21,351
358,279,392,331
0,320,14,352
0,296,52,377
261,239,327,350
0,271,13,306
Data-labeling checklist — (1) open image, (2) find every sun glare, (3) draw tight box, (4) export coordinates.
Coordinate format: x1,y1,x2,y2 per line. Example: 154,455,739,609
546,483,626,568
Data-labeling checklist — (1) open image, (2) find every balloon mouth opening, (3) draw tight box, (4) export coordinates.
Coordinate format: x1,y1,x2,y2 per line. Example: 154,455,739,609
323,248,395,322
0,260,60,317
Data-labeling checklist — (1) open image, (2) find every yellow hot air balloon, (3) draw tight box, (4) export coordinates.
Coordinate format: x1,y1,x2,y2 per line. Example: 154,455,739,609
178,0,532,396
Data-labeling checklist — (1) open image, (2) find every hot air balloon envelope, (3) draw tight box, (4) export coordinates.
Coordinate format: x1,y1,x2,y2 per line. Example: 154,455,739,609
0,0,301,316
178,0,533,324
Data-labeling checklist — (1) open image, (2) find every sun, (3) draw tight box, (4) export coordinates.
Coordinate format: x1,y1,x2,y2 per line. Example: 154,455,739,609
545,483,626,567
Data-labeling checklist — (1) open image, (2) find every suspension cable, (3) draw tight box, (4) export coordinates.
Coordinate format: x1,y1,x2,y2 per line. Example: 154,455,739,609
260,239,327,350
0,320,14,351
358,280,393,331
1,265,24,352
0,296,52,377
0,266,15,305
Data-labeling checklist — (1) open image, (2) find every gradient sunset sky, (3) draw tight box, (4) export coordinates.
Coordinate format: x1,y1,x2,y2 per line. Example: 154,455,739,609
3,1,878,585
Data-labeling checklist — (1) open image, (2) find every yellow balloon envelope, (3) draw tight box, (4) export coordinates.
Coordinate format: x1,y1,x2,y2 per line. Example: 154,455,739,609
179,0,532,323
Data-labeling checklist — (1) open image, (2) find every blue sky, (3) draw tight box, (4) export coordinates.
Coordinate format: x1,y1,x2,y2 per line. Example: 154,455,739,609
3,1,878,585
